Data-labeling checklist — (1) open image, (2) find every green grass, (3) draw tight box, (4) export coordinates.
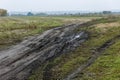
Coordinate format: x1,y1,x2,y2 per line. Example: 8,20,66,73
0,16,73,49
75,19,120,80
80,37,120,80
80,40,120,80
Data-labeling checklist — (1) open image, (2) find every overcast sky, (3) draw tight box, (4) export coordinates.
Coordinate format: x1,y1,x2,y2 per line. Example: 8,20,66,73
0,0,120,12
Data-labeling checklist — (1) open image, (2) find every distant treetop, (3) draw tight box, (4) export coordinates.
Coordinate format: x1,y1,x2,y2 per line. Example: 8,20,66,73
103,11,112,14
27,12,34,16
0,9,7,16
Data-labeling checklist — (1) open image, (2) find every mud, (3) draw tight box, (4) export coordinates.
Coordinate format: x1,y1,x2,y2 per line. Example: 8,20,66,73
0,24,88,80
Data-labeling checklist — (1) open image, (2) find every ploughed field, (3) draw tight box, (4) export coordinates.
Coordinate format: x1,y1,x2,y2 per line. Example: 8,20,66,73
0,16,120,80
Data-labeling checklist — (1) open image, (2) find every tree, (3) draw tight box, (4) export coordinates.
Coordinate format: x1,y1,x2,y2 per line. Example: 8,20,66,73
35,13,47,16
27,12,34,16
0,9,7,16
103,11,112,14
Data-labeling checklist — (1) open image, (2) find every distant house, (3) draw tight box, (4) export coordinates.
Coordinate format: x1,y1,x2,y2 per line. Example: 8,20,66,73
0,9,7,16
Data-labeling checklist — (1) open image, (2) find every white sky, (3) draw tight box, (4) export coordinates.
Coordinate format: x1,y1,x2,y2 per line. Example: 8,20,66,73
0,0,120,12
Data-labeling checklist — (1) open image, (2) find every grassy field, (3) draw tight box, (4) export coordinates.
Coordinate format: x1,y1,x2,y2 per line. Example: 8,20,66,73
79,23,120,80
0,16,98,49
1,16,120,80
0,16,61,49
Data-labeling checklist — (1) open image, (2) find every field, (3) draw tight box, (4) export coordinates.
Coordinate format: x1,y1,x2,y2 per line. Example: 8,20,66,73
0,16,97,50
0,16,120,80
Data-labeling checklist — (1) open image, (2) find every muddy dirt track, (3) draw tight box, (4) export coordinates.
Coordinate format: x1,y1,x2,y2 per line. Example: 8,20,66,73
0,18,117,80
0,23,88,80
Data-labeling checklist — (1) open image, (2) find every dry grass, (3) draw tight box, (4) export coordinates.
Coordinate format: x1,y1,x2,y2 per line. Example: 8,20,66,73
95,22,120,28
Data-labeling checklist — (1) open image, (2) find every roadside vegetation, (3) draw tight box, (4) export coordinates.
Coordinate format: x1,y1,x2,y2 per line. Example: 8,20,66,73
79,26,120,80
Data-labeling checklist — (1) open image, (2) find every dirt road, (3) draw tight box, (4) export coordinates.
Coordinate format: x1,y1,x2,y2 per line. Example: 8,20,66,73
0,24,88,80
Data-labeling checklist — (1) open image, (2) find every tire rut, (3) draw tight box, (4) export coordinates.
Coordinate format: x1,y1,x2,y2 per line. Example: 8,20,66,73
0,24,88,80
64,35,120,80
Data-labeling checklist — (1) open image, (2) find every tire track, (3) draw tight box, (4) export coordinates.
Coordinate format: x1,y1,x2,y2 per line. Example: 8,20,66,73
64,35,120,80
